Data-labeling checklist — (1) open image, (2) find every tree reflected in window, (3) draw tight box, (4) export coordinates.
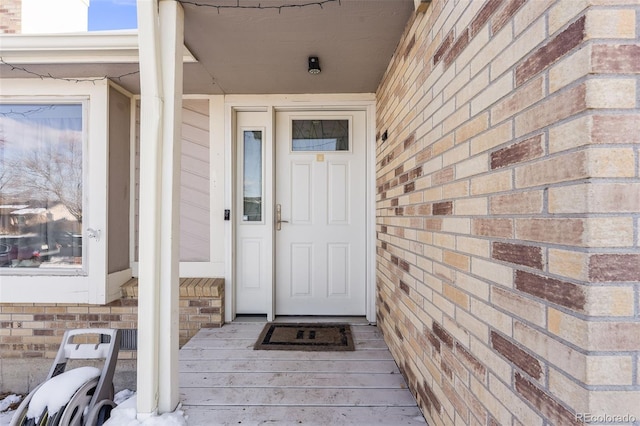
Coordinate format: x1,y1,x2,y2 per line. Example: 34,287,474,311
0,104,84,269
243,130,262,222
292,119,349,152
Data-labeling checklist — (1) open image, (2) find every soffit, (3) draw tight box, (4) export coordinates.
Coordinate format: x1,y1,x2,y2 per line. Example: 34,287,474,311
0,0,414,95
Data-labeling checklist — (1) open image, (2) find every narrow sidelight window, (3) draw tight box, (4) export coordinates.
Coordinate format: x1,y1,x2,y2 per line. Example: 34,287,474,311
243,130,262,222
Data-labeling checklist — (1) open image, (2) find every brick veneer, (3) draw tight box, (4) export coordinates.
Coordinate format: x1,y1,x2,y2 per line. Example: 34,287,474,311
0,0,21,34
376,1,640,425
0,277,223,359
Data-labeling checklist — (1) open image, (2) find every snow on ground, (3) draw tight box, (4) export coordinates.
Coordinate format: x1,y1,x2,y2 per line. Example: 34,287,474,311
114,389,137,405
104,393,187,426
1,388,187,426
0,395,21,413
0,393,22,426
0,409,14,426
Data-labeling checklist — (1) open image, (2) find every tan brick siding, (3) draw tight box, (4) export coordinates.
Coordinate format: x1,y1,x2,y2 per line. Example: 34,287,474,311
0,280,224,359
0,0,21,34
376,0,640,424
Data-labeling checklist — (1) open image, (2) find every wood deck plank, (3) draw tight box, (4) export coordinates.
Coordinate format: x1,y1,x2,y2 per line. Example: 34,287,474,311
180,387,418,407
183,406,427,425
179,348,395,361
179,322,425,425
187,324,380,341
180,372,409,388
183,338,389,350
180,359,401,374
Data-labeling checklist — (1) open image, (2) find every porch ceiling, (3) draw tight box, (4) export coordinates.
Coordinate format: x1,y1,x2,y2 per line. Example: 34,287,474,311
0,0,415,95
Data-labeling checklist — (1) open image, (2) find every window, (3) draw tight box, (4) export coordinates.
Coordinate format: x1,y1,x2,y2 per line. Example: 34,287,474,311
292,119,349,152
242,130,263,222
0,103,84,270
0,81,111,303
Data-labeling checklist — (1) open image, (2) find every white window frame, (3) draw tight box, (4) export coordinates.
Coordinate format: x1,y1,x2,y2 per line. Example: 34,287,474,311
0,79,109,304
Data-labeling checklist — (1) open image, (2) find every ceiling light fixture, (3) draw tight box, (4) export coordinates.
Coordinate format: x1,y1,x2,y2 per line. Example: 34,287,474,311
308,56,321,74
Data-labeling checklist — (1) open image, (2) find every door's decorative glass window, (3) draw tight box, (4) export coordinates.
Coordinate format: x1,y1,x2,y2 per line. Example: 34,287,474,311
292,119,349,151
0,103,84,269
243,130,262,222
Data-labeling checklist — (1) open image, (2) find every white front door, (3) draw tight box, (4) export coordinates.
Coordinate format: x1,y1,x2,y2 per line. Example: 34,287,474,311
274,111,366,315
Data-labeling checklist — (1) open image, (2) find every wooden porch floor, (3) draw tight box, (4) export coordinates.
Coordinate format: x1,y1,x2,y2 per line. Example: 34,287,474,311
179,319,427,425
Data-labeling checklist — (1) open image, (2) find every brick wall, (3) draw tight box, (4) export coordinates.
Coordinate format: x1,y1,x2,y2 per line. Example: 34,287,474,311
376,1,640,425
0,0,21,34
0,278,224,361
0,300,140,361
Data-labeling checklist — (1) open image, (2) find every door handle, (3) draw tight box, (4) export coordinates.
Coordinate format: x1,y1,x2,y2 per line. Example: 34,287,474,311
275,204,289,231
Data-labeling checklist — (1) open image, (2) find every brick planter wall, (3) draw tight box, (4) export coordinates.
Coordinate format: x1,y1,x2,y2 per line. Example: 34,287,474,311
376,1,640,425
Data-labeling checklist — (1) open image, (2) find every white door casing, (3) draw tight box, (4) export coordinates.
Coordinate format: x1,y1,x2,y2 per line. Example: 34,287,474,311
274,111,366,315
233,106,368,318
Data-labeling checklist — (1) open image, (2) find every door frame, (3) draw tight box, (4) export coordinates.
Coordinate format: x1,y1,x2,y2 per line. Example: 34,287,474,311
224,94,377,323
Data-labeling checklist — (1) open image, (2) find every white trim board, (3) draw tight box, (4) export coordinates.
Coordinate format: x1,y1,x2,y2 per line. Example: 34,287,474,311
224,94,377,324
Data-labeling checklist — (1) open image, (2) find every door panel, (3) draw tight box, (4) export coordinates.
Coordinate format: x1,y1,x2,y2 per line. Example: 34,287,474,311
240,239,262,289
291,243,313,296
328,162,349,224
291,162,313,223
328,243,349,296
275,111,366,315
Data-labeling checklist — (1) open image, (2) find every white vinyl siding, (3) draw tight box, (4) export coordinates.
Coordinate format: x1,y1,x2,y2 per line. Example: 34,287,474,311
134,97,217,267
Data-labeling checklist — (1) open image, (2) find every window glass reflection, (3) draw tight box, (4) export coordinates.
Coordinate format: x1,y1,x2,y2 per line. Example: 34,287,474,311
0,104,84,269
292,120,349,151
243,130,262,222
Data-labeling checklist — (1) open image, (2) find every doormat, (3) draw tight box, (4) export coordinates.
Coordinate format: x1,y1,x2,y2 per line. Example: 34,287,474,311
254,323,354,351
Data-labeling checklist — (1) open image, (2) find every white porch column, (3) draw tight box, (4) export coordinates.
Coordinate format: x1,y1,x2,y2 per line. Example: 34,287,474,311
158,0,183,413
136,0,183,417
136,0,163,418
